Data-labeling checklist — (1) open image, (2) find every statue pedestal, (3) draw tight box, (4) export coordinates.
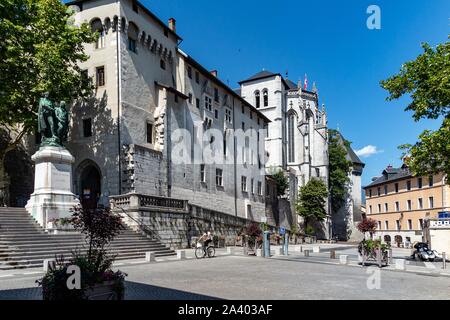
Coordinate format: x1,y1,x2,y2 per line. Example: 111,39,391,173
26,146,80,229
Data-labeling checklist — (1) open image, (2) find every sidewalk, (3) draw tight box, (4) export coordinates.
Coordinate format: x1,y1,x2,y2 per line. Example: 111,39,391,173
0,245,448,279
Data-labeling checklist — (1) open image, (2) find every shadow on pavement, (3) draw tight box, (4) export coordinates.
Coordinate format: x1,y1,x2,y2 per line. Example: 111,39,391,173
125,281,221,300
0,281,221,300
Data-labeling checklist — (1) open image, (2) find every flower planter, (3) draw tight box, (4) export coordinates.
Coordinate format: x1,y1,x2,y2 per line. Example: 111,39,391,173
85,280,124,300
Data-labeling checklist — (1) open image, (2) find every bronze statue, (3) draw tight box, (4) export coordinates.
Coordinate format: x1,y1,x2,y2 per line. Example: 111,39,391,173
55,101,69,143
37,94,69,147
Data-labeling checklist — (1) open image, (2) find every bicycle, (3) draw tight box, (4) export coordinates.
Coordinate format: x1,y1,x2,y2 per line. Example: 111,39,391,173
195,241,215,259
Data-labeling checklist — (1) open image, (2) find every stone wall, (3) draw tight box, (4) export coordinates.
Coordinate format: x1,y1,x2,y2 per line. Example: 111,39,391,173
112,194,256,249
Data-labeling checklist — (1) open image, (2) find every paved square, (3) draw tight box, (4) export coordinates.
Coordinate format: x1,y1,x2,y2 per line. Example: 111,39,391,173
0,253,449,300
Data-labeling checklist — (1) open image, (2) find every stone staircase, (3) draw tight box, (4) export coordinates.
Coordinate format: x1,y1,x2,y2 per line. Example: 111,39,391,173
0,207,176,270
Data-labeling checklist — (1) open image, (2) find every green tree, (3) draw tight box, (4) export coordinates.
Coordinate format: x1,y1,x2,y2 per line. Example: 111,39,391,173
328,129,352,213
0,0,95,168
380,38,450,181
269,167,289,196
295,178,328,233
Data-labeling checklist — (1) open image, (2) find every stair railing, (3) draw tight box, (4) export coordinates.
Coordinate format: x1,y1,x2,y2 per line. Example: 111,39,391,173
114,206,162,242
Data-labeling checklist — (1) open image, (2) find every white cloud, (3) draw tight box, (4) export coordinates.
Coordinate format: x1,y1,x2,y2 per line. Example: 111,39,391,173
355,145,383,158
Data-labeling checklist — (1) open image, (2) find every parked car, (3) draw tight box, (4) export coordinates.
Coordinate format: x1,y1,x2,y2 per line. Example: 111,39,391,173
411,242,436,262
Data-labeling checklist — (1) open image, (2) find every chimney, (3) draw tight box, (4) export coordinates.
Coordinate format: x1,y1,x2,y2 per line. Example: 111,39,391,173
387,164,393,170
210,70,218,77
168,18,176,33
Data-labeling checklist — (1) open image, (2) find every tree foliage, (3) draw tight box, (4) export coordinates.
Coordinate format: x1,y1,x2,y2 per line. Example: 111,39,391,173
328,129,352,213
356,218,378,239
380,38,450,180
0,0,96,152
295,178,328,231
269,167,289,196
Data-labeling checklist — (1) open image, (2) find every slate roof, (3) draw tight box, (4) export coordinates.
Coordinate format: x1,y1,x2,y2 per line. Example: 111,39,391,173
363,165,412,189
346,144,364,166
285,79,298,90
238,70,279,84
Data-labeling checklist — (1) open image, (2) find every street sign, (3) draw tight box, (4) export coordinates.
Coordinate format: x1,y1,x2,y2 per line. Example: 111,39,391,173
279,227,285,235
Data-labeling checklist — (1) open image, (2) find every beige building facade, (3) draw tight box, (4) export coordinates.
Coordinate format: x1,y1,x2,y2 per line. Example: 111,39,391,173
364,164,450,246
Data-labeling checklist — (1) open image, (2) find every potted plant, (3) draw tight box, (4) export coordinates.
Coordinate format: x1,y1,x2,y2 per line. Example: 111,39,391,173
37,206,127,300
244,222,262,254
358,238,390,266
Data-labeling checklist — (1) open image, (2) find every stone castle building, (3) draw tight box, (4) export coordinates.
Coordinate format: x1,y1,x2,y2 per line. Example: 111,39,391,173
0,0,342,242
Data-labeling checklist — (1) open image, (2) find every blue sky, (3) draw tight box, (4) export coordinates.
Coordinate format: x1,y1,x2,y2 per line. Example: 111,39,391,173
140,0,448,187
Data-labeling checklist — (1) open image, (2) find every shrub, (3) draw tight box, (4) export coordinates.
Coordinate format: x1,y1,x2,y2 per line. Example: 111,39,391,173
37,206,127,300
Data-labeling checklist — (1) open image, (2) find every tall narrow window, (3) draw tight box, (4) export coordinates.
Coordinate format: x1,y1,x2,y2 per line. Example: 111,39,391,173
200,164,205,183
83,118,92,137
418,198,423,209
263,89,268,107
214,88,219,103
418,177,422,189
160,59,166,70
385,221,389,230
395,183,399,193
255,91,260,108
407,200,412,211
241,176,247,192
187,66,192,79
127,22,138,53
288,112,295,163
216,169,223,186
195,71,200,84
429,196,434,208
428,175,433,187
384,185,388,195
96,66,105,87
406,180,411,191
146,122,153,144
395,201,399,211
407,219,412,230
91,19,105,49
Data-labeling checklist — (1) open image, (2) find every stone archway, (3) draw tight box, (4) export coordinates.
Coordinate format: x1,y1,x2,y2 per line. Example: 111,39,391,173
76,160,102,209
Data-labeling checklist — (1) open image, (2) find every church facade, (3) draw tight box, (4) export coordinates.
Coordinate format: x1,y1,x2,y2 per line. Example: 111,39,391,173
238,72,331,237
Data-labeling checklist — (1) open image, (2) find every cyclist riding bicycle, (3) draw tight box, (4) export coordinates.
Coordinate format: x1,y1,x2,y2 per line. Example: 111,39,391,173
195,231,216,259
198,231,213,253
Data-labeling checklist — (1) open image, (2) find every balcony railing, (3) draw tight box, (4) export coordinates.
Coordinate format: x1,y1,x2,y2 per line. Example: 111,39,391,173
110,193,188,212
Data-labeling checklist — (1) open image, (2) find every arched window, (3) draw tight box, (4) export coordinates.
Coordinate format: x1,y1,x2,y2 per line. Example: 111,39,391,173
288,112,295,163
91,18,105,49
127,22,139,53
255,91,260,108
263,89,268,107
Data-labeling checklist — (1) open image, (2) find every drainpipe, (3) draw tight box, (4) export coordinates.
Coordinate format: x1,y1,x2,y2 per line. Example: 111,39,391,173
233,97,238,216
116,4,122,195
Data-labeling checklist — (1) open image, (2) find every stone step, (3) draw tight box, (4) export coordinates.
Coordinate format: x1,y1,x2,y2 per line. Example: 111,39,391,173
0,246,171,261
1,248,175,265
3,242,167,255
0,250,176,270
0,234,153,242
0,226,43,231
0,238,159,251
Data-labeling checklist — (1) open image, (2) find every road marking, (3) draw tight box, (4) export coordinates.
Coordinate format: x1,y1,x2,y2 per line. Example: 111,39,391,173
22,271,42,275
0,275,13,278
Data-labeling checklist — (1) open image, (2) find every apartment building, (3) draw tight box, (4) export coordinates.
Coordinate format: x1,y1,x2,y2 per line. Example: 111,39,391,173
364,164,450,245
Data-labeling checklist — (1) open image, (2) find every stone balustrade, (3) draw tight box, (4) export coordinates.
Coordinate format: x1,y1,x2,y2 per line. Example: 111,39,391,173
110,193,189,212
